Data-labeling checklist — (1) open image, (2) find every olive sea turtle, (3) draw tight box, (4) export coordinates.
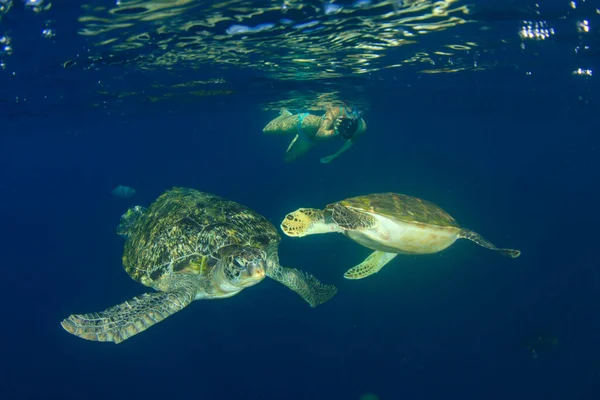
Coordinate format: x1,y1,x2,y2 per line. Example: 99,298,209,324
61,187,337,344
280,192,520,279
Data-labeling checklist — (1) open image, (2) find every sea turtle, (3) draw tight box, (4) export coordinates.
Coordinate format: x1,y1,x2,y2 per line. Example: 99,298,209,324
280,192,521,280
61,187,337,344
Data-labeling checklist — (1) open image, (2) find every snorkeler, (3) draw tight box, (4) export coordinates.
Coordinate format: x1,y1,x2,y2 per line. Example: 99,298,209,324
262,105,367,163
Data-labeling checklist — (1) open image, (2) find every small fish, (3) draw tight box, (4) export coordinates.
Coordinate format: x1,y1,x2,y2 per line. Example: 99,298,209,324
112,185,136,199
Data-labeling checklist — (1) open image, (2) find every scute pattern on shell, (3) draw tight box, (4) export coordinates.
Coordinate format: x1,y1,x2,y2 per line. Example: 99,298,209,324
122,187,280,286
330,192,460,228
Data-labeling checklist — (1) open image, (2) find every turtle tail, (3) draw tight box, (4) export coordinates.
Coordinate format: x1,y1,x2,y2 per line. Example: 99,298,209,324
116,205,146,237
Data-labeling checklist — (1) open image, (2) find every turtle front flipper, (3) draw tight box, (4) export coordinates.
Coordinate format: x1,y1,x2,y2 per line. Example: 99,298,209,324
459,229,521,258
344,251,398,280
281,208,336,237
267,264,337,307
61,284,196,344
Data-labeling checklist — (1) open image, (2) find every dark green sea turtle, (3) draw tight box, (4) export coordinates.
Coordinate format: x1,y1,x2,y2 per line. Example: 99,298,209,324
61,187,337,344
280,192,521,279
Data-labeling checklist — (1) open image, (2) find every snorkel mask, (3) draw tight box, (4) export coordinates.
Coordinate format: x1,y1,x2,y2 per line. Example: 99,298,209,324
337,104,361,140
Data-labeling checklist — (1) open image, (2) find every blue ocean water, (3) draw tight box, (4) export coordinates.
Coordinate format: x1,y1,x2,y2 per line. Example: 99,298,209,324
1,1,599,399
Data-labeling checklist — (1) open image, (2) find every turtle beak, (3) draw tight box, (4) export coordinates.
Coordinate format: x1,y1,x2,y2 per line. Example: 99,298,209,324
247,260,266,279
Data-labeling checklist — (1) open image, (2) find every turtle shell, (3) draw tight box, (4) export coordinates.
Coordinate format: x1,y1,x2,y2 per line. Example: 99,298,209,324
122,187,280,287
330,192,460,228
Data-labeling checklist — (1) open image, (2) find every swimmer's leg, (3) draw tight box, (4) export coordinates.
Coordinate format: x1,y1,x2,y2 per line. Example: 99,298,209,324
263,109,297,135
284,134,315,162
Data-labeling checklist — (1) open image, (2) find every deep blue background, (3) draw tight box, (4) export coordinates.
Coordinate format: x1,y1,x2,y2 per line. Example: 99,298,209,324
1,1,599,400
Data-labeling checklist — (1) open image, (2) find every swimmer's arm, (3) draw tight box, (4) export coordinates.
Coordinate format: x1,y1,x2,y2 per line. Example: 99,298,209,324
315,117,336,138
315,108,341,139
319,118,366,163
357,118,367,134
320,140,354,164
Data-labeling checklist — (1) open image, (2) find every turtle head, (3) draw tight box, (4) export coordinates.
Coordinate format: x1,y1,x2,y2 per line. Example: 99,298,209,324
218,246,267,291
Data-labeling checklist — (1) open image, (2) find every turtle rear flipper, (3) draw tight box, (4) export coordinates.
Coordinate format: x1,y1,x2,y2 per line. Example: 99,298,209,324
281,208,336,237
344,251,398,279
61,284,196,344
459,229,521,258
267,265,337,307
